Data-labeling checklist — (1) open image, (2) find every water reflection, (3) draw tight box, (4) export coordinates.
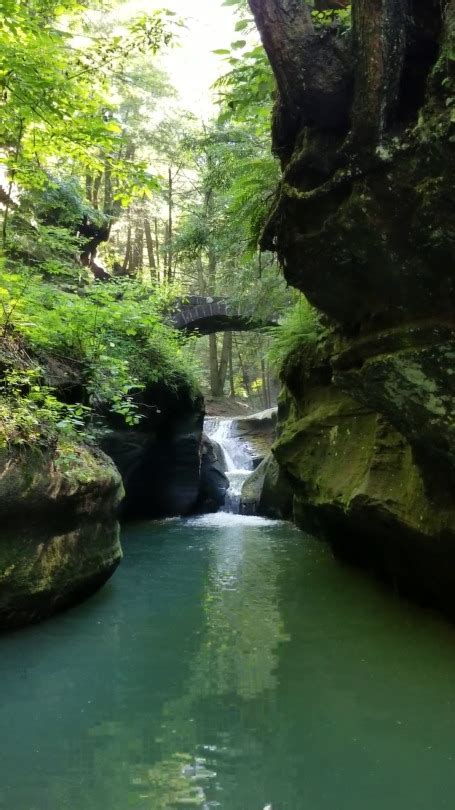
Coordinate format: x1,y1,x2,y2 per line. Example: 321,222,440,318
187,515,290,700
126,515,290,809
2,516,455,810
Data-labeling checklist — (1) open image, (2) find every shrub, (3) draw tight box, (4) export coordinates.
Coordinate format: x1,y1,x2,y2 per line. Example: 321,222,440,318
267,296,328,371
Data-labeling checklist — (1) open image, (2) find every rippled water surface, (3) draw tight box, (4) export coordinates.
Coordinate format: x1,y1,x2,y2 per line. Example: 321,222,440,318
2,514,455,809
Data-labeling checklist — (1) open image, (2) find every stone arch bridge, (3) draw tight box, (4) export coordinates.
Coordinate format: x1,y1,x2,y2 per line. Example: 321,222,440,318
169,295,278,335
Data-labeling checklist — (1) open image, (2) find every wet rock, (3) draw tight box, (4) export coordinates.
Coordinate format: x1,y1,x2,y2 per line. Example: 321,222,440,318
333,324,455,470
274,369,455,616
0,445,123,631
230,408,278,466
102,418,203,519
256,2,455,617
195,434,229,514
101,381,206,519
208,436,228,472
241,453,293,519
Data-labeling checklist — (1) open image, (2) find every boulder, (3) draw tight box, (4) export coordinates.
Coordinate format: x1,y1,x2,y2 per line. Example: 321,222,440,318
102,417,202,519
44,355,211,521
196,434,229,513
208,436,227,472
333,324,455,472
230,408,278,467
274,366,455,616
0,444,123,631
101,380,206,519
241,453,293,519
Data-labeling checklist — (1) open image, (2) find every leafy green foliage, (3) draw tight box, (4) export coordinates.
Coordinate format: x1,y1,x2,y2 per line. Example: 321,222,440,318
311,5,352,33
0,0,205,452
267,297,328,371
0,366,89,449
0,267,198,398
0,0,292,431
0,0,168,211
215,45,274,135
6,179,96,276
0,259,198,447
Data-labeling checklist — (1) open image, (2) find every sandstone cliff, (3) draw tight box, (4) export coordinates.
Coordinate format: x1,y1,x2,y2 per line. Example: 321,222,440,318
249,0,455,613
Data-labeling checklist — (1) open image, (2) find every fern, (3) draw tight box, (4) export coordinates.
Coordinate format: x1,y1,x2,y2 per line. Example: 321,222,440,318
268,297,328,371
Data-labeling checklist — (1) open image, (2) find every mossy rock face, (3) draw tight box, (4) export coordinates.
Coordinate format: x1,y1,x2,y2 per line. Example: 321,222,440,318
101,379,206,519
257,0,455,615
0,444,124,521
241,453,293,520
273,7,454,330
334,326,455,470
0,521,122,631
0,445,124,631
274,370,455,616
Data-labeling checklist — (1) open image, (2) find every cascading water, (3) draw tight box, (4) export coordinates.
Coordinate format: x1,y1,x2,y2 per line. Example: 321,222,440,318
205,417,254,513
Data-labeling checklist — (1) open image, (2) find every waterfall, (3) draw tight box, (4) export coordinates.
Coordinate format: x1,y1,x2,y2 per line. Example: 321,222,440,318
205,417,254,513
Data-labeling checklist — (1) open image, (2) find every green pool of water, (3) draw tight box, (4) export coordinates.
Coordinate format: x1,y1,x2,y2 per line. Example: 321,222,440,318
2,513,455,810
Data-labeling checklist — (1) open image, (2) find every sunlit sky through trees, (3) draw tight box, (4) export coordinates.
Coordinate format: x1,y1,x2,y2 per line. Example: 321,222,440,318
125,0,238,117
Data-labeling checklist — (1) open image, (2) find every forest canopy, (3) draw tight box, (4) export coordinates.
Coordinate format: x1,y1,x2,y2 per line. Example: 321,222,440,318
0,0,304,451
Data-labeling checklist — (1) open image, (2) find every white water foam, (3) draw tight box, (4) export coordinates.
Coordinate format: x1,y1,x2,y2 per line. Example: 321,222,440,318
185,512,284,528
204,417,254,513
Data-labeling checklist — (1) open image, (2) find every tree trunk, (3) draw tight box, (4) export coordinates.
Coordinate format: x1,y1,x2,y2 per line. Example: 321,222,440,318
217,332,232,396
86,174,93,204
154,217,160,272
235,337,251,397
167,167,173,282
197,256,206,294
144,217,156,280
92,172,102,210
209,334,221,397
163,222,169,279
351,0,408,145
205,187,217,294
247,0,313,115
229,339,235,398
103,160,113,217
131,223,144,276
123,224,132,274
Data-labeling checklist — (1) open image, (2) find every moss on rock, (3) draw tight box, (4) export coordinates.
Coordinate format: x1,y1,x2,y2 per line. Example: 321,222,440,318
273,356,455,616
241,452,293,519
0,444,124,631
256,1,455,617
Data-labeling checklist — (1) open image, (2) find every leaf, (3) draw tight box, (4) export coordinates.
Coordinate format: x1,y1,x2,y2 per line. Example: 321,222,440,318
105,121,122,133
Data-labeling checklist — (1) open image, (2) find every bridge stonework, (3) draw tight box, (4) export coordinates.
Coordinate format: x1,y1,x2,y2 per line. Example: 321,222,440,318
170,296,277,335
